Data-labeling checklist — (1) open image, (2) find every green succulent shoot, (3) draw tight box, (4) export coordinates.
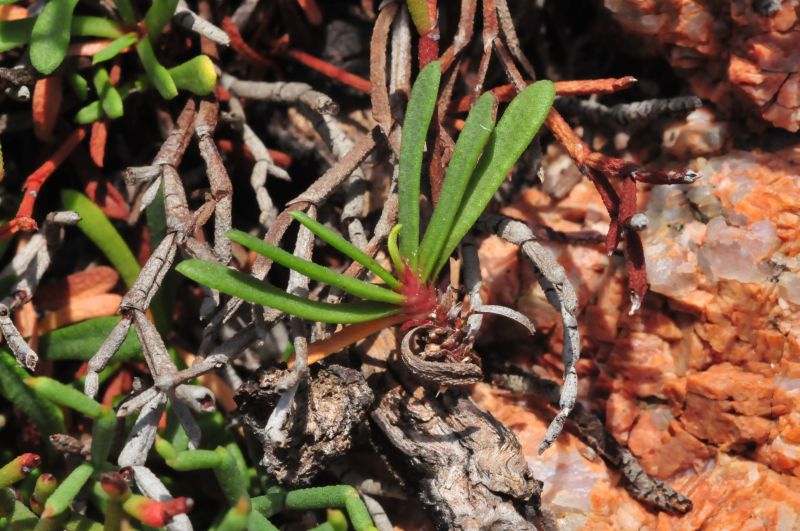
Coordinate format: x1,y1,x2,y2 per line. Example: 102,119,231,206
0,0,217,123
176,61,555,362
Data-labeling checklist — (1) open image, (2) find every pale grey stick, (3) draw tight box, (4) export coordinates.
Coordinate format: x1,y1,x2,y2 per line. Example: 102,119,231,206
460,235,484,341
241,121,290,227
476,214,580,453
195,100,233,265
174,0,230,46
86,316,133,397
263,207,316,443
117,387,159,418
118,392,167,467
0,211,79,369
169,395,202,449
220,73,338,115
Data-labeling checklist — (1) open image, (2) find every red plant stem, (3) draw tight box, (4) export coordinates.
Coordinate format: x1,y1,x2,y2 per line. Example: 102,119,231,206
454,77,638,112
553,76,637,95
221,17,275,69
291,314,408,367
418,0,439,68
2,128,87,237
545,108,591,166
419,33,439,69
286,49,372,93
296,0,323,25
624,231,648,304
216,139,293,168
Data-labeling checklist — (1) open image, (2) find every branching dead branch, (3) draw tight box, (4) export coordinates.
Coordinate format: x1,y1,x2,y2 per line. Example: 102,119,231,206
476,214,580,454
489,364,693,514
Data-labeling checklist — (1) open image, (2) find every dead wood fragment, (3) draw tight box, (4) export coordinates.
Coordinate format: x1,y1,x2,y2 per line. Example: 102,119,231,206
174,0,230,46
362,329,543,530
236,364,374,487
489,365,694,515
220,73,338,115
370,2,398,138
555,95,703,127
399,325,483,387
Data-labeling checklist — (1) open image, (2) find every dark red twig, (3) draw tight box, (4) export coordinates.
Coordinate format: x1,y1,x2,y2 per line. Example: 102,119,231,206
0,127,87,238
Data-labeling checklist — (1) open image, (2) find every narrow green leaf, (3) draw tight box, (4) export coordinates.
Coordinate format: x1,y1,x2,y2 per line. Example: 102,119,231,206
217,498,250,531
155,437,178,462
26,377,103,418
291,211,400,288
90,408,116,465
251,488,287,518
39,316,141,361
135,36,177,99
433,80,556,276
418,92,496,281
41,462,94,518
168,55,217,96
398,60,440,269
175,259,400,324
0,350,65,437
5,498,38,529
93,67,124,119
32,473,58,510
387,224,403,275
249,510,280,531
0,17,34,53
145,180,172,331
212,446,248,505
225,442,250,492
228,230,404,304
70,16,123,39
92,32,137,64
75,101,103,123
67,72,89,100
166,449,222,471
61,189,141,287
65,514,104,531
30,0,79,75
143,0,179,41
114,0,137,25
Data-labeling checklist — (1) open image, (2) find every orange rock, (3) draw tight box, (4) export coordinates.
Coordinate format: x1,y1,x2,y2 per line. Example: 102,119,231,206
656,455,800,530
606,390,640,442
605,0,800,131
685,363,775,416
610,332,677,398
628,411,715,479
682,393,772,451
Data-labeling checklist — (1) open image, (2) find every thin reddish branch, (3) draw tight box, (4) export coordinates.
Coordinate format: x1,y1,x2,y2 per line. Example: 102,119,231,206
286,49,372,93
292,314,408,367
438,0,476,71
545,108,592,167
216,139,292,168
15,128,86,232
624,231,648,309
221,17,275,69
296,0,323,25
455,77,638,112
